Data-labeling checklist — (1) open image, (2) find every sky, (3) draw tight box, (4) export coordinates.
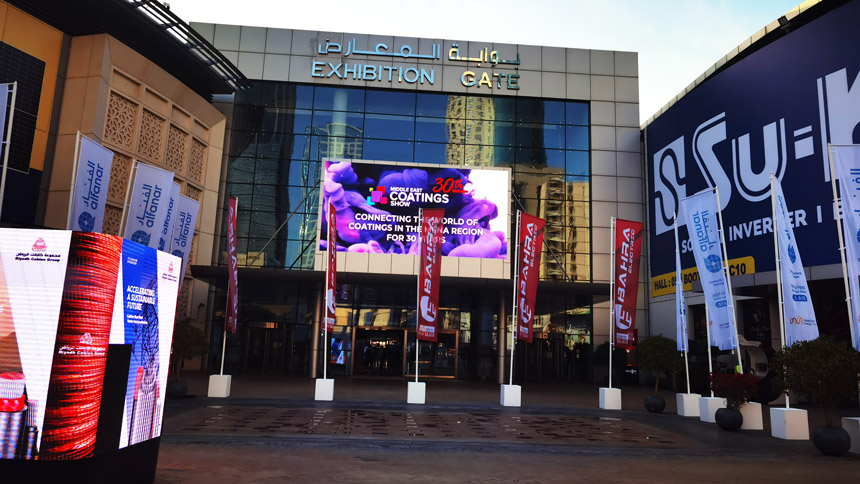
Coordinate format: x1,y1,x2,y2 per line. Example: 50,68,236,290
166,0,802,124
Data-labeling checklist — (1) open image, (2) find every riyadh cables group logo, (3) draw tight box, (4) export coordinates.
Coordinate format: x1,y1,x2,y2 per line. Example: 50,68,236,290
32,237,47,252
367,186,388,206
704,254,723,273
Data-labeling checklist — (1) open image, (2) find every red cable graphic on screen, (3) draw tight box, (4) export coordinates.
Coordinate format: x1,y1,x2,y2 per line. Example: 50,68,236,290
40,233,121,460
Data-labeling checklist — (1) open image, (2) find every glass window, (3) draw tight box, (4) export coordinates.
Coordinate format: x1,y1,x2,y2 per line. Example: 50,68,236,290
227,158,255,183
414,142,448,164
364,139,414,162
542,124,565,149
364,113,415,141
260,82,309,108
515,123,543,148
444,143,465,165
235,82,263,106
492,98,516,122
311,111,364,136
516,98,544,123
366,90,416,116
253,158,279,185
566,102,589,126
466,97,497,120
543,101,565,125
491,146,515,166
566,150,589,177
566,126,589,150
312,136,364,161
313,86,365,112
415,117,448,143
545,149,565,171
225,182,254,201
417,93,453,118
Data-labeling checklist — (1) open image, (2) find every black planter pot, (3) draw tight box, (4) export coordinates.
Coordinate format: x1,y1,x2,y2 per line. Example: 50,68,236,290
812,426,851,456
644,394,666,413
715,408,743,431
166,379,188,399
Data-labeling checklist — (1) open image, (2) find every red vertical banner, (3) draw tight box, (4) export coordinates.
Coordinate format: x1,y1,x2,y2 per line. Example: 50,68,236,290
417,209,444,342
325,202,337,332
226,197,239,334
517,212,545,343
614,219,643,349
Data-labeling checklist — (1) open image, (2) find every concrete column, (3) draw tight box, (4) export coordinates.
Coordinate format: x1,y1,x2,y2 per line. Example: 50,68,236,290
497,291,506,384
309,288,322,378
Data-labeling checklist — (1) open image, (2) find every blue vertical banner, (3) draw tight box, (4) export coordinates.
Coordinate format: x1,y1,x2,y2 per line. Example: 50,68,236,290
681,190,737,351
123,163,175,249
157,182,180,252
772,177,819,346
69,136,113,233
673,218,688,352
832,145,860,351
118,239,159,448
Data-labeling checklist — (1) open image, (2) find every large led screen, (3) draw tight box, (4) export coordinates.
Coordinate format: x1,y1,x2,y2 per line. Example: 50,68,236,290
0,229,179,460
321,160,510,259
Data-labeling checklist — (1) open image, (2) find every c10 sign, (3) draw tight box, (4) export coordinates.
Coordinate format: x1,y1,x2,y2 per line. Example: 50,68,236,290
320,160,510,259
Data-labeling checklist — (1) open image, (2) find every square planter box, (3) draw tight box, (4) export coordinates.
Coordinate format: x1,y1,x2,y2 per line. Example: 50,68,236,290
207,374,232,398
842,417,860,454
699,397,726,423
740,402,763,430
314,378,334,401
407,381,426,404
676,393,701,417
770,407,809,440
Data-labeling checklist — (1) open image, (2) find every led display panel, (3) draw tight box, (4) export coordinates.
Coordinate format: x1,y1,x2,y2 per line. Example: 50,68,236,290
0,229,180,460
320,160,510,260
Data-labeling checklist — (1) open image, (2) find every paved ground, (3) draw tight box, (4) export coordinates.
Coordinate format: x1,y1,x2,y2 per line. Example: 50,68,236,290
154,373,860,483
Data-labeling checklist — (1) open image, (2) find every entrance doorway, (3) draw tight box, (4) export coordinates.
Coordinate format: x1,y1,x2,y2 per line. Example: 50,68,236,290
352,328,405,376
244,322,290,372
406,330,458,378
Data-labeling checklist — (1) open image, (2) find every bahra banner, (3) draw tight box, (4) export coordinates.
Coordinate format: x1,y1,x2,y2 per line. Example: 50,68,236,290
417,209,444,342
516,212,544,343
325,202,337,332
613,219,643,349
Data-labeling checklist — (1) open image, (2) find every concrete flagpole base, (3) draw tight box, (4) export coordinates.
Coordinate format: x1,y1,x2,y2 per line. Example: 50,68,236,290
698,397,726,423
407,381,426,404
841,417,860,454
770,407,809,440
500,384,521,407
740,402,764,430
207,374,232,398
314,378,334,401
676,393,701,417
599,387,621,410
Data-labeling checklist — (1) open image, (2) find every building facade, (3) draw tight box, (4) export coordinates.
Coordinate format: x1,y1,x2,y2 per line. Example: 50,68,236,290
644,0,858,391
0,0,245,353
192,22,644,383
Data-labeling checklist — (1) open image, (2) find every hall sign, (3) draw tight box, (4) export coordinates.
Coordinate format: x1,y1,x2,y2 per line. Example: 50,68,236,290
312,38,521,90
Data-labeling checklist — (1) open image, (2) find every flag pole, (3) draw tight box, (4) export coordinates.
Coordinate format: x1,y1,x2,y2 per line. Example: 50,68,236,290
0,82,17,220
704,304,715,397
66,131,83,229
714,187,743,375
770,173,790,409
323,220,330,382
415,208,422,384
830,145,858,348
509,211,521,386
673,213,691,394
221,196,238,377
609,217,616,389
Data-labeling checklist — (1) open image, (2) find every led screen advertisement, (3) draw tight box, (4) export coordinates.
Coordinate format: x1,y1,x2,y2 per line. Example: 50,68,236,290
645,1,860,296
320,160,510,260
0,228,179,460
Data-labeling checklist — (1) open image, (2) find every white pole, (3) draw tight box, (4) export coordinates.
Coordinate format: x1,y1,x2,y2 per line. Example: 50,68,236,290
0,82,17,220
609,217,616,389
66,131,83,229
415,208,422,384
770,173,789,409
704,304,714,397
673,213,692,394
830,145,858,348
714,187,743,375
220,301,228,376
509,211,521,386
323,228,329,381
119,160,139,236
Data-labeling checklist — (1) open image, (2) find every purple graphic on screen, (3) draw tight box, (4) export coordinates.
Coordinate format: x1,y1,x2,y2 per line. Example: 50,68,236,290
321,161,509,259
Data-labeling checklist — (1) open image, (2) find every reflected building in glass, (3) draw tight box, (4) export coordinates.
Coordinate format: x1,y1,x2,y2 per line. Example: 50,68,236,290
196,23,643,384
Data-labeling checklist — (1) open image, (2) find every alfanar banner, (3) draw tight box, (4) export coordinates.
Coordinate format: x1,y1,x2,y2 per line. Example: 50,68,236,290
613,219,643,349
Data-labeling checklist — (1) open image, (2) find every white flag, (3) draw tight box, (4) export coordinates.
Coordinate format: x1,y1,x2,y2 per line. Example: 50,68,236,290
168,193,200,282
681,190,737,351
673,217,688,352
832,144,860,351
69,136,113,232
123,163,175,249
772,177,819,346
